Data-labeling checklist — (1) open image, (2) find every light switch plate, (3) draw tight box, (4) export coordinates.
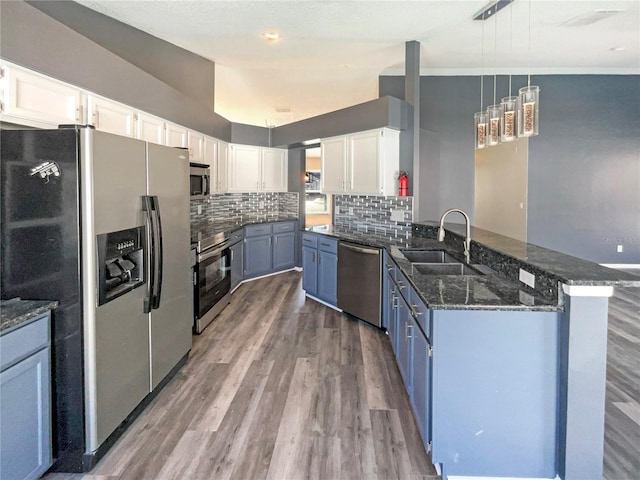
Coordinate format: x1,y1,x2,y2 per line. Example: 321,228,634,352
390,209,405,222
197,205,202,215
519,268,536,288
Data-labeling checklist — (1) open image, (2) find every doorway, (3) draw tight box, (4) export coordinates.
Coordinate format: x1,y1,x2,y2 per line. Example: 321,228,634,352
304,147,331,227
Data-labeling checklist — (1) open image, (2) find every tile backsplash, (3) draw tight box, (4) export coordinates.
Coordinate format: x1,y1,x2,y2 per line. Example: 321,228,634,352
334,195,413,245
191,192,299,224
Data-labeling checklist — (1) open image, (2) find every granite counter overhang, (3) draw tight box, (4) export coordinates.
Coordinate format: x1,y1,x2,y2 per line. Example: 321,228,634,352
305,224,640,312
0,298,59,335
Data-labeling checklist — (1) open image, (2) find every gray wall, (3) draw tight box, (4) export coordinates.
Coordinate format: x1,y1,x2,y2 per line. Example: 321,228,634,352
527,75,640,264
1,0,231,139
380,74,640,264
230,123,271,147
27,0,216,112
271,96,409,147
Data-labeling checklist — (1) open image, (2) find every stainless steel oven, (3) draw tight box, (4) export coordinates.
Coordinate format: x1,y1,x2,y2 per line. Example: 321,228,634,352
193,236,231,333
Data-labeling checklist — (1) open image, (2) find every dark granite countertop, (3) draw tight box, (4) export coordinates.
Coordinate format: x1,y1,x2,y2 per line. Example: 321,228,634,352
0,298,58,335
191,216,299,247
304,224,640,311
304,225,560,311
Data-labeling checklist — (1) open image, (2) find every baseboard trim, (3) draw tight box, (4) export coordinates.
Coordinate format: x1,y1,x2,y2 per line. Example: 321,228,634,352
305,293,342,311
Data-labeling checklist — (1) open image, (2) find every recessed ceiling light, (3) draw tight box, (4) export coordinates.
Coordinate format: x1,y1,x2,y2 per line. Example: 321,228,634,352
263,31,280,42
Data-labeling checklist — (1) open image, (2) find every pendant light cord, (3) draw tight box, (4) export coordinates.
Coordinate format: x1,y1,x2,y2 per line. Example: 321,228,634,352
509,2,513,97
480,17,485,110
528,0,532,88
493,6,498,106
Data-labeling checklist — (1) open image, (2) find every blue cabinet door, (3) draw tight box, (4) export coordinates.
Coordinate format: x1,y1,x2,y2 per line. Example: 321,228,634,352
317,251,338,305
230,241,244,291
387,278,398,354
272,231,295,270
411,318,431,452
397,297,413,393
302,246,318,295
0,347,51,480
244,236,272,277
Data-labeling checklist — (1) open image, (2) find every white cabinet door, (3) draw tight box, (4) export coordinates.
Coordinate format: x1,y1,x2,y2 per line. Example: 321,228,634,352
217,141,229,193
349,129,381,194
165,123,187,148
188,130,205,163
228,144,260,192
136,113,165,145
88,95,135,137
1,65,84,128
261,148,287,192
321,135,347,193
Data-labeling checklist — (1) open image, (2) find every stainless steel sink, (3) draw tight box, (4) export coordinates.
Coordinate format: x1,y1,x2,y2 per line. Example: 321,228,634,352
412,263,484,276
401,250,457,263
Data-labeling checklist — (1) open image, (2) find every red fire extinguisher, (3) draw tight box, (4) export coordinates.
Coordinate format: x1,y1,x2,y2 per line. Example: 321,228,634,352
399,171,408,196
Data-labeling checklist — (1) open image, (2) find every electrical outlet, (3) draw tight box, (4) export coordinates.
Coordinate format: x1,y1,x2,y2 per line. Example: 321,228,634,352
617,245,624,253
259,201,265,209
197,205,202,215
519,268,536,288
334,206,340,215
348,207,354,216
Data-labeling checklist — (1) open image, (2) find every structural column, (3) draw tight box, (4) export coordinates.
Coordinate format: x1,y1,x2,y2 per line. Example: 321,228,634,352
558,284,613,480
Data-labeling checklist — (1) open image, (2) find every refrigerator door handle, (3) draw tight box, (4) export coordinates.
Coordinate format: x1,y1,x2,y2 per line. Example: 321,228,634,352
142,195,155,313
150,195,164,310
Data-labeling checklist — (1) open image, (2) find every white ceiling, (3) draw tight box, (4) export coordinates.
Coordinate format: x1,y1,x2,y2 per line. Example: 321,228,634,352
74,0,640,127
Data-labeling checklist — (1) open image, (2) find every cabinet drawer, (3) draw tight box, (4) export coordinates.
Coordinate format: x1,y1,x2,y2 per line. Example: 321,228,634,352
408,290,430,339
273,221,295,233
229,228,244,244
302,233,318,249
1,314,50,371
245,223,272,237
395,270,411,304
318,237,338,254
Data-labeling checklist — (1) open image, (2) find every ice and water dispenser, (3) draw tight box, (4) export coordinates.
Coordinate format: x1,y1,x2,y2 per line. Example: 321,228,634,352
97,227,145,305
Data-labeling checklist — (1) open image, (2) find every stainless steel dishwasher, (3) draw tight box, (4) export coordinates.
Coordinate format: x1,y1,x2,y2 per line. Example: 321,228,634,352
337,241,382,327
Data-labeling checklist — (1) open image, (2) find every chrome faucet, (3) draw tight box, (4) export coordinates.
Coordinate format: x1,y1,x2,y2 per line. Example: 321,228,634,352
438,208,471,264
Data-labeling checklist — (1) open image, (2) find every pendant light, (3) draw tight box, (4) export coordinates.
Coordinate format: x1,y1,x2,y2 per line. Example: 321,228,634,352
486,10,502,147
518,0,540,137
500,2,518,142
474,12,488,150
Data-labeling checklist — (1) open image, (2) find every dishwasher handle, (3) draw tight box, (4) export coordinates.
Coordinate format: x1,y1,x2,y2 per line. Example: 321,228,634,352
340,243,379,255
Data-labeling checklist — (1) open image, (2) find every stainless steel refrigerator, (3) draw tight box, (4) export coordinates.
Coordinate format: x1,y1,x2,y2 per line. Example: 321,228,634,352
0,126,192,472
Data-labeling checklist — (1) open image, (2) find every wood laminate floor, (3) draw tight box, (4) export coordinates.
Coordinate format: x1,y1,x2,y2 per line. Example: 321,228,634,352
45,271,438,480
43,272,640,480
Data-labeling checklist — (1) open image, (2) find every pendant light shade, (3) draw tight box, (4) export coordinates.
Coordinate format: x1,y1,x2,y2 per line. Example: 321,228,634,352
500,96,518,142
518,85,540,137
486,104,503,146
474,112,488,149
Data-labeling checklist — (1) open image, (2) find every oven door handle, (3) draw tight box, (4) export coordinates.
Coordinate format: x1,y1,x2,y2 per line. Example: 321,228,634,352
197,243,229,263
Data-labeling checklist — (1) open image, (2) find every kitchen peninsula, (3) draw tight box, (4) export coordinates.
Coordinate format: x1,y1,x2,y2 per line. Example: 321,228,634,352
304,221,640,480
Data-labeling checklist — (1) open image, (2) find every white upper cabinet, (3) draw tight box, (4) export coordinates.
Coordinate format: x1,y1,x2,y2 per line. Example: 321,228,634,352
203,137,228,193
187,130,205,163
165,123,188,148
87,95,135,137
261,147,288,192
0,63,85,128
217,141,229,193
321,128,400,196
228,144,261,192
228,144,287,192
136,113,165,145
321,135,348,193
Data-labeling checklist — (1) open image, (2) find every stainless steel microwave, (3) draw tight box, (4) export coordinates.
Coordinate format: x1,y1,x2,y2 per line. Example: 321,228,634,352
189,163,210,198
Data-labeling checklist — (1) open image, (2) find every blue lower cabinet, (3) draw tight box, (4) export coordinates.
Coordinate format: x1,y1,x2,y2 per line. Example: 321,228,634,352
317,250,337,305
273,232,295,270
301,233,338,307
411,319,432,453
230,241,244,291
244,236,272,278
302,246,318,295
396,297,413,391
